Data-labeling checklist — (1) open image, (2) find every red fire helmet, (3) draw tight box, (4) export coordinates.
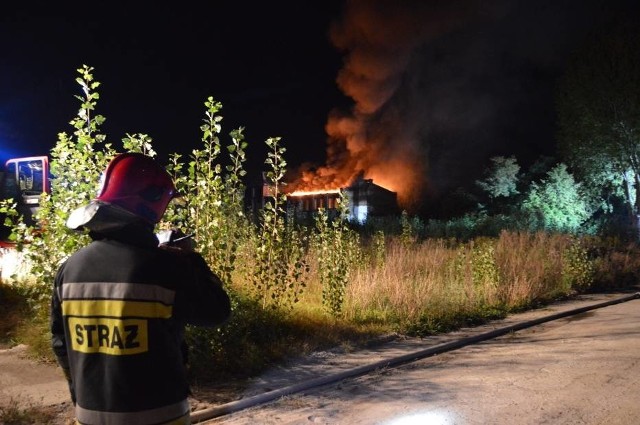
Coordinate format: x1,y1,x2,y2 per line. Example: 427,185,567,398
95,153,176,224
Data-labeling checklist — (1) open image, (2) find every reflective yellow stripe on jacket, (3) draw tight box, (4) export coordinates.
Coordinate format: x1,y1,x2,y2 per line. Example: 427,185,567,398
60,282,175,356
62,299,172,318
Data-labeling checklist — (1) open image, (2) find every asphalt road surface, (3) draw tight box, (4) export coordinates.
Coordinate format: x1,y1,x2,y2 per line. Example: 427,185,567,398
201,291,640,425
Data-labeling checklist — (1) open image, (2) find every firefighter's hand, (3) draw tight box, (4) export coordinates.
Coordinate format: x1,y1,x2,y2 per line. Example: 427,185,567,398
157,229,195,252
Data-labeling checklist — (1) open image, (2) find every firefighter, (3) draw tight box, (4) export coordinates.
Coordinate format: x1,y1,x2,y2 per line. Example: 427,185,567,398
50,152,231,425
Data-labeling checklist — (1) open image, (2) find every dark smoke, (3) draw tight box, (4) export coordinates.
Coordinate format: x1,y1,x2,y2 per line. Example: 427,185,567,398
289,0,636,214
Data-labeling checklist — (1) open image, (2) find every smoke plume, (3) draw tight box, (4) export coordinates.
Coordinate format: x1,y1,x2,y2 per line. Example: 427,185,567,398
288,0,623,213
287,0,483,211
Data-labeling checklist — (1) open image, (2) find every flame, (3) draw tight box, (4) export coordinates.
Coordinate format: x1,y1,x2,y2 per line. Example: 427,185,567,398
288,188,341,197
285,134,423,209
287,1,479,212
284,1,438,212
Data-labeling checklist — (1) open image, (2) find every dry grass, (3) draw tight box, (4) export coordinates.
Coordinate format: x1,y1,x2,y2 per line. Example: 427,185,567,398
4,230,640,386
227,230,639,339
342,231,596,330
344,238,459,321
0,397,58,425
590,240,640,289
493,231,571,306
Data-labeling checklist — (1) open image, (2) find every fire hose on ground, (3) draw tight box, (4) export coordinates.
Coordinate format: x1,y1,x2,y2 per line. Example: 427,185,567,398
190,291,640,423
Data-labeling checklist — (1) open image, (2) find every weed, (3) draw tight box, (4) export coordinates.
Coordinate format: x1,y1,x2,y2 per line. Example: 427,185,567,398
0,397,57,425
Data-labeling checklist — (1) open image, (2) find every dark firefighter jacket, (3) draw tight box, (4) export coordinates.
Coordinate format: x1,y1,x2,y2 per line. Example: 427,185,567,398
50,224,231,425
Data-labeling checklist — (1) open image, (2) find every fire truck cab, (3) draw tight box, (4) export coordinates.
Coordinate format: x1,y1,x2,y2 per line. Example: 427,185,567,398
0,156,50,242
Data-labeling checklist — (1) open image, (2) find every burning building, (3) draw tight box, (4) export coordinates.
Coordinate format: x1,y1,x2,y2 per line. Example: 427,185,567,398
289,175,399,222
246,172,399,223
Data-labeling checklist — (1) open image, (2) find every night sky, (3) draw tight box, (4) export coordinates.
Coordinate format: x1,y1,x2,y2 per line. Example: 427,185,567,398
0,1,345,171
2,0,639,213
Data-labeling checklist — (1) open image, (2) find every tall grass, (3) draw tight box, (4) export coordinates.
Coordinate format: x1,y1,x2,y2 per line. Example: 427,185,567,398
5,227,638,382
339,231,610,335
494,231,568,306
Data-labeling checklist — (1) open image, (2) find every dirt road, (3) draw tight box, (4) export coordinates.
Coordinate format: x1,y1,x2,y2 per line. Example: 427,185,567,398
200,291,640,424
1,290,639,424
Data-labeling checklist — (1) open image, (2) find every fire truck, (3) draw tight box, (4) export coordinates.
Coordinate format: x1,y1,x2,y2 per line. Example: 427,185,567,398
0,156,50,246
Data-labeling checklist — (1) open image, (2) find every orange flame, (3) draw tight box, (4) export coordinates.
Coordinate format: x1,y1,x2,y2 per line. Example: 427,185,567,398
286,0,472,213
288,188,341,197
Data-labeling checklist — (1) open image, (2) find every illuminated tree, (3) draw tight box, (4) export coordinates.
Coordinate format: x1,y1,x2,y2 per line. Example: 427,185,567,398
476,156,521,199
475,155,521,216
556,17,640,238
521,163,590,233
